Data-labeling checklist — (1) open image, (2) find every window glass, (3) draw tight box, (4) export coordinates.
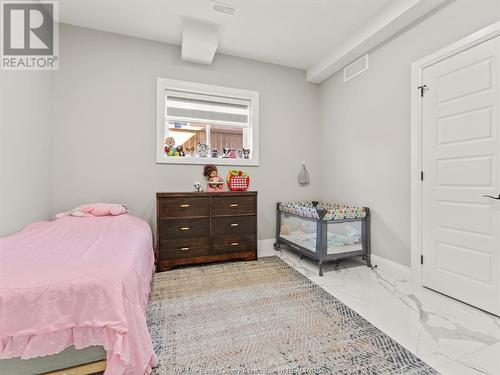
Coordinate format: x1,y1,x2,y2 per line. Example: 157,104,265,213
157,78,259,165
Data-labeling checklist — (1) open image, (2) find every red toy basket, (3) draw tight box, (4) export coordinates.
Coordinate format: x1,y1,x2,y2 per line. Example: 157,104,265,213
227,170,250,191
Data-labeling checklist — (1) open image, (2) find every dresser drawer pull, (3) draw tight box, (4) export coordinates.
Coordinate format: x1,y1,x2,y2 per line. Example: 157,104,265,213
179,204,190,208
180,227,190,231
230,223,239,227
229,203,239,207
230,242,239,246
180,247,190,251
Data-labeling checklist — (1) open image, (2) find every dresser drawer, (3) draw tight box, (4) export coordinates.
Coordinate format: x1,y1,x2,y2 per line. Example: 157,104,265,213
211,196,256,216
159,238,209,259
212,216,256,236
211,234,256,254
158,197,210,218
160,246,209,260
159,218,209,239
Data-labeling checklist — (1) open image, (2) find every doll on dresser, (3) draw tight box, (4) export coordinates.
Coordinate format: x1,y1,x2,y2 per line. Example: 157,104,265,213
203,164,225,192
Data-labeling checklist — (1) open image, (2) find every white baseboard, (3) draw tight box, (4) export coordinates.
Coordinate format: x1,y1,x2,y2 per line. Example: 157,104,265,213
258,238,277,258
371,254,412,279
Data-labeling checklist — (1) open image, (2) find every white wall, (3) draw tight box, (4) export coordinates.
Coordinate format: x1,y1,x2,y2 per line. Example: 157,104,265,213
0,70,52,236
5,1,498,267
319,0,500,266
51,25,320,240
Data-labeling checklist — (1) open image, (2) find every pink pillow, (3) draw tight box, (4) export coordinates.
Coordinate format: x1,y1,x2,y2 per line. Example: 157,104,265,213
110,205,128,216
76,203,127,217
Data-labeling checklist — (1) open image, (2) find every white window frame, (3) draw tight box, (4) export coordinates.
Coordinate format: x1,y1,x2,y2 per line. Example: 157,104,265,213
156,77,260,166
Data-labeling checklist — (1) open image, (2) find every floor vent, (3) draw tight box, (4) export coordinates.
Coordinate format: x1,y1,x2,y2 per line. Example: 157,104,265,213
344,54,369,82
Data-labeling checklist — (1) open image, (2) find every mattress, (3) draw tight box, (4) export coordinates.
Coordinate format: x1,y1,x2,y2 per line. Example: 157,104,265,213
0,214,158,375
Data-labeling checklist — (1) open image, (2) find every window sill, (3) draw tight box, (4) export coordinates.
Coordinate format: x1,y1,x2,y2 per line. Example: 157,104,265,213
156,156,259,166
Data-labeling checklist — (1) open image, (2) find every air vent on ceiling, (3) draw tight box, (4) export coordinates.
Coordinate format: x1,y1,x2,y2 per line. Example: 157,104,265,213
343,54,369,82
212,1,237,16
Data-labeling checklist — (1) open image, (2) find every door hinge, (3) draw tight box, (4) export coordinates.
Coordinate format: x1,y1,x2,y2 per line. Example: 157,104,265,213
421,171,424,181
417,84,427,97
420,254,424,265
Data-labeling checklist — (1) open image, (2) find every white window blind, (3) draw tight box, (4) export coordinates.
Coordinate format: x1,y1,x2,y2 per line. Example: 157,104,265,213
165,90,250,127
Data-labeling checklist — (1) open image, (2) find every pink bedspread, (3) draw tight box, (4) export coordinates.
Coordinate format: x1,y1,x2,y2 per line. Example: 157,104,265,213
0,214,158,374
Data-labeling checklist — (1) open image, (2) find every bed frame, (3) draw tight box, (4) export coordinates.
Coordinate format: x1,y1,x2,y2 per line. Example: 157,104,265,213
0,345,106,375
44,360,106,375
274,202,371,276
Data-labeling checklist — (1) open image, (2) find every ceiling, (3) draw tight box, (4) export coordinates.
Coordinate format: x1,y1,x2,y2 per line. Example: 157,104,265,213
58,0,395,70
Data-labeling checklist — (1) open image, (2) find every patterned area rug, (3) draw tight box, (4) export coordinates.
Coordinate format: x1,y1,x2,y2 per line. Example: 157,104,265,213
147,256,437,374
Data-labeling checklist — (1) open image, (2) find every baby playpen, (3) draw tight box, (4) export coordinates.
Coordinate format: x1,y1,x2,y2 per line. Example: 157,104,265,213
275,201,371,276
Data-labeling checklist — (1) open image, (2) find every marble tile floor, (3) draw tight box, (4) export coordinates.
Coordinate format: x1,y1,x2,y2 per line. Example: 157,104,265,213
259,247,500,375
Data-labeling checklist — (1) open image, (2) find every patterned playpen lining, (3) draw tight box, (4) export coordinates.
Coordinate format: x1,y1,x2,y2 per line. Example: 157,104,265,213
278,201,367,221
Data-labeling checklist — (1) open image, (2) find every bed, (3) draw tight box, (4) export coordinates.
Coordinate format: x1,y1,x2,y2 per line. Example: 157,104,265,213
275,201,371,276
0,214,158,374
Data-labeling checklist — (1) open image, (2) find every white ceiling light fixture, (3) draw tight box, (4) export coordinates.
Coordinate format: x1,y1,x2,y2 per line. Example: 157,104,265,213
211,1,238,16
181,18,219,65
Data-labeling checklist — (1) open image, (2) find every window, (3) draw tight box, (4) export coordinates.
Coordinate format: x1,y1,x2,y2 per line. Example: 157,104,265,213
156,78,259,165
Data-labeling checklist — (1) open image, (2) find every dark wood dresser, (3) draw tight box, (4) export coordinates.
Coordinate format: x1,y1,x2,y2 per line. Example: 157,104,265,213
156,191,257,272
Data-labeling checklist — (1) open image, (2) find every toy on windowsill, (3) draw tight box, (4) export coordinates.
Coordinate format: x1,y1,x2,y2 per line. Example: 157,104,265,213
203,164,225,192
243,148,251,159
164,137,177,156
176,145,185,156
228,149,237,159
227,169,250,191
197,143,209,157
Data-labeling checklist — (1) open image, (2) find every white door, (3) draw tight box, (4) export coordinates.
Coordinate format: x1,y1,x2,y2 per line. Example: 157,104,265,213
422,36,500,315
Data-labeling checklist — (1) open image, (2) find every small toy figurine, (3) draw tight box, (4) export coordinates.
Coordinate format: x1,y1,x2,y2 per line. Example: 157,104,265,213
185,146,195,157
222,147,230,158
211,149,219,158
228,149,237,158
193,181,204,192
237,149,244,159
197,143,209,157
203,164,225,192
176,145,185,156
243,148,251,159
165,137,176,156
